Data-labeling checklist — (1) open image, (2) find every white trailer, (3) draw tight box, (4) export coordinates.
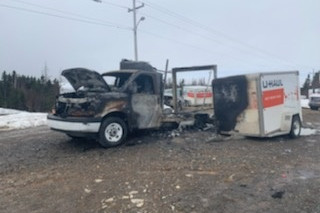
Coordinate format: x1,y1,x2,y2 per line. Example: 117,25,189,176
183,86,213,106
212,71,302,138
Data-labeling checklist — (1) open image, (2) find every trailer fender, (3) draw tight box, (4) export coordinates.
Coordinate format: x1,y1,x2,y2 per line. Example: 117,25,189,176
280,112,294,132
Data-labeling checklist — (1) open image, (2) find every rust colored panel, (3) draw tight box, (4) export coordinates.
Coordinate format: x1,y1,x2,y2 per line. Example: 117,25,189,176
101,100,127,115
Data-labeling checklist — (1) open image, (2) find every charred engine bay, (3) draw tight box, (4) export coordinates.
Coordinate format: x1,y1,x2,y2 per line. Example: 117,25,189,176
55,91,122,118
55,91,98,117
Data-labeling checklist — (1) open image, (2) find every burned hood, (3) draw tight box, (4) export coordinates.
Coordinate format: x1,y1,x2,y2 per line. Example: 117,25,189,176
62,68,110,91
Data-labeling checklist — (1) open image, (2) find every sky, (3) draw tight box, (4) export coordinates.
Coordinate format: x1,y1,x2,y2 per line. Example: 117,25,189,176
1,0,319,85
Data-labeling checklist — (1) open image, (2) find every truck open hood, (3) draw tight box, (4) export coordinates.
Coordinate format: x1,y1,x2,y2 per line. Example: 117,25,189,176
62,68,110,91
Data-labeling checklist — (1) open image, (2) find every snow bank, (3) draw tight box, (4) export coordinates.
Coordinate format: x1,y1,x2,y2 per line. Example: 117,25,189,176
0,107,22,115
0,108,47,131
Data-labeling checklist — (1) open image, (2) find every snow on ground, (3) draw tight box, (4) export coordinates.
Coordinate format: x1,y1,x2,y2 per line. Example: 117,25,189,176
0,108,23,115
0,108,47,131
300,128,318,136
301,99,310,108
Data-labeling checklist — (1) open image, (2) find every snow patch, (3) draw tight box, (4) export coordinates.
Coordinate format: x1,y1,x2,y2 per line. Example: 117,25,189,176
0,107,22,115
300,99,310,108
300,128,317,136
0,108,47,131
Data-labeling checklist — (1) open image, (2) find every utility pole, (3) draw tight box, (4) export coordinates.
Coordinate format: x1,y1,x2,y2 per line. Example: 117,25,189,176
312,69,315,94
92,0,144,61
42,62,48,82
128,0,144,61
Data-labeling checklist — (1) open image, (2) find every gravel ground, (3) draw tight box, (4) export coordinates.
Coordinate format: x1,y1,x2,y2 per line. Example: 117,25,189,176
0,108,320,213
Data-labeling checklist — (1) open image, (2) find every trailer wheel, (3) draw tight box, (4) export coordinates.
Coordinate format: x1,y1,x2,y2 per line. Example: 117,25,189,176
289,115,301,138
99,117,127,148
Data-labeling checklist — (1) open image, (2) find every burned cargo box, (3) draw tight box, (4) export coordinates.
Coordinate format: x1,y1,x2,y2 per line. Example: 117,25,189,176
212,76,249,132
212,71,302,138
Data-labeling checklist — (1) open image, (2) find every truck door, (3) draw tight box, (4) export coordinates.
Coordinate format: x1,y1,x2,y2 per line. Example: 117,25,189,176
131,73,162,129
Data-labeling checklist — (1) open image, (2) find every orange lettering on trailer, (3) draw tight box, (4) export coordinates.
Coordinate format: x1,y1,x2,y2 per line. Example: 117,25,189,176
187,92,195,98
262,88,284,108
187,92,213,98
196,92,213,98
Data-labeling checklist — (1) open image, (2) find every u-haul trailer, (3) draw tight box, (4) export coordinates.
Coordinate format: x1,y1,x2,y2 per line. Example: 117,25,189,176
212,71,302,138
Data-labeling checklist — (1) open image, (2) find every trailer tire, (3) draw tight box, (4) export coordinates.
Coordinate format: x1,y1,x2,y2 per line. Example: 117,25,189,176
99,117,127,148
289,115,301,138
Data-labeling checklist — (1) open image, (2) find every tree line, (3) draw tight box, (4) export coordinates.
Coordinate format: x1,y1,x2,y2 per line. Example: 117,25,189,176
0,71,59,112
301,71,320,97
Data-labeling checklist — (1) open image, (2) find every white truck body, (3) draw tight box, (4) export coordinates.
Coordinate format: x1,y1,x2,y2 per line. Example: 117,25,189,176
212,71,302,137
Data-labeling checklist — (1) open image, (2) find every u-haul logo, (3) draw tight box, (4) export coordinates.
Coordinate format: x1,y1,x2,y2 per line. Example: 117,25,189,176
262,79,283,89
262,78,284,108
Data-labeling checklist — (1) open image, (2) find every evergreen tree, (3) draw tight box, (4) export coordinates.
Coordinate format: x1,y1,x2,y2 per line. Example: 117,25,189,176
0,71,59,112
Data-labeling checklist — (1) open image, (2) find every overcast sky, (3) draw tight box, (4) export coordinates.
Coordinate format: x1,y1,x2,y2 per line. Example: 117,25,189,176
1,0,319,84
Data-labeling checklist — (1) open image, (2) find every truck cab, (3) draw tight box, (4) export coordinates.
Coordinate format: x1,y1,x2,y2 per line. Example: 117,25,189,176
47,63,164,147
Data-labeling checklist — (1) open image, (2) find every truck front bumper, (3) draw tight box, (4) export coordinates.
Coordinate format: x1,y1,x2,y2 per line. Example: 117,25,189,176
47,114,101,133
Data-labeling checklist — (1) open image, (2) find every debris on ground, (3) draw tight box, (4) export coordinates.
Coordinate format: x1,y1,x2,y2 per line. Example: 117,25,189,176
1,109,319,212
271,191,285,199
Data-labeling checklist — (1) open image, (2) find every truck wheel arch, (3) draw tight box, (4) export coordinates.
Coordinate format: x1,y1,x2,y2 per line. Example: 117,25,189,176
101,111,127,121
100,111,130,131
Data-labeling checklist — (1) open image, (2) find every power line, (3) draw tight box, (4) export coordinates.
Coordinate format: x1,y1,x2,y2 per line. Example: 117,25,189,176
0,3,131,30
2,1,313,72
138,12,295,69
140,2,283,64
7,0,129,29
138,29,273,69
140,13,266,57
141,0,313,70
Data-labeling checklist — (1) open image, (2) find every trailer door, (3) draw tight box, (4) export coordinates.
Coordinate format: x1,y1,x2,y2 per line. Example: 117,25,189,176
261,73,298,135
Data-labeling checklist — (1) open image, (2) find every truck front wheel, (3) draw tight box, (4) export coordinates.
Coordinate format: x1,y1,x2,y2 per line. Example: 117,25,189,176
99,117,128,148
289,115,301,138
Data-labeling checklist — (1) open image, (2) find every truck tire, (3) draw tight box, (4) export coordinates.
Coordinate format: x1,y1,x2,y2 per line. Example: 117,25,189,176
289,115,301,138
99,117,127,148
310,107,318,111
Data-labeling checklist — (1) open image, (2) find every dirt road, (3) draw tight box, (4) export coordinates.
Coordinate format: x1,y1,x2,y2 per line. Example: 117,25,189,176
1,109,320,213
